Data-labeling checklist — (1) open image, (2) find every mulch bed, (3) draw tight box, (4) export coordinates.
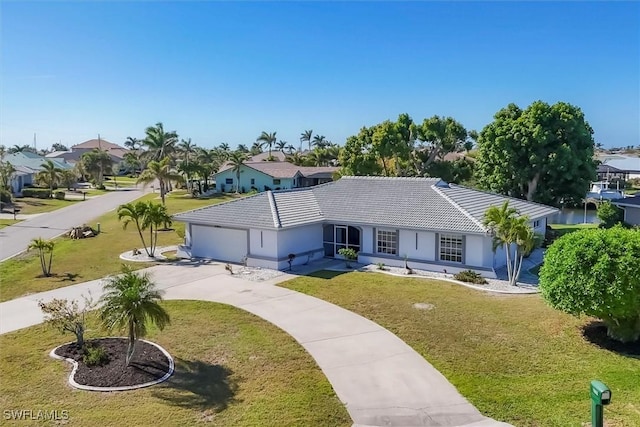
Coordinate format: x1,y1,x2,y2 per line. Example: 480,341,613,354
582,322,640,356
54,337,171,388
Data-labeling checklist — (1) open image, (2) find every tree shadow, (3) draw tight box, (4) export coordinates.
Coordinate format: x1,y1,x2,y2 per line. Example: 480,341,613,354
306,270,348,280
152,358,238,412
58,272,81,282
582,320,640,358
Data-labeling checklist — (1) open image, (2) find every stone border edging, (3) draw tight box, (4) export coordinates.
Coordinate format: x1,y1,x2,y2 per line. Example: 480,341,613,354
325,266,540,295
119,246,177,263
49,338,174,392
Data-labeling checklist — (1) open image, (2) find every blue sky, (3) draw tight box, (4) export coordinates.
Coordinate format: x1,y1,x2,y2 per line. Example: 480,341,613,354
2,1,638,150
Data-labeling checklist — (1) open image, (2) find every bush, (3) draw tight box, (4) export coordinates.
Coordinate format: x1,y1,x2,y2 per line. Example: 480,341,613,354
337,247,358,268
83,344,109,367
597,201,624,229
22,188,51,198
0,188,11,203
540,226,640,343
454,270,488,284
54,191,65,200
376,262,386,270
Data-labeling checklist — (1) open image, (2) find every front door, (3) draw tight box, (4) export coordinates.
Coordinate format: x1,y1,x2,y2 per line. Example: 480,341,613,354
323,225,360,257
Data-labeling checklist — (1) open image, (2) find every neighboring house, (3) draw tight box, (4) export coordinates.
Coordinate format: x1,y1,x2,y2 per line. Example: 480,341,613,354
600,155,640,180
46,138,128,168
4,152,73,194
612,195,640,226
174,177,558,277
214,162,338,193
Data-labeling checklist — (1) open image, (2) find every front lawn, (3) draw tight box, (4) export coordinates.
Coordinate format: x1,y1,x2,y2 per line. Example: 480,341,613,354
281,272,640,427
0,300,349,426
0,219,20,229
0,192,238,302
11,197,81,215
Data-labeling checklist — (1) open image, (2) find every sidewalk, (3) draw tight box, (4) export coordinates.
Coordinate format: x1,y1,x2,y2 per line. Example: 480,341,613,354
0,262,512,427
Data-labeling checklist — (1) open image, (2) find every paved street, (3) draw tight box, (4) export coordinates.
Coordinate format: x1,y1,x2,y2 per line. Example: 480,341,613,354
0,261,512,427
0,189,148,261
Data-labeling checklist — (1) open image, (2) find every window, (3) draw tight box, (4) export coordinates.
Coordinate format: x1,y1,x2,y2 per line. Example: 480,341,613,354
273,179,281,185
323,225,360,257
376,230,397,255
250,178,255,185
533,220,540,228
225,178,233,185
439,234,463,263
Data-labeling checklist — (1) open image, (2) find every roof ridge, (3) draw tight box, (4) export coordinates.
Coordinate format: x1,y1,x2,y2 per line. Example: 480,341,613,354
341,176,441,181
172,192,266,217
266,191,282,228
431,184,488,233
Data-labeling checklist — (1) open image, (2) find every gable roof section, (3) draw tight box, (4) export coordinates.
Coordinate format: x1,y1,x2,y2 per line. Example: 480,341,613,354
217,162,338,179
4,152,73,171
174,177,559,233
71,139,123,150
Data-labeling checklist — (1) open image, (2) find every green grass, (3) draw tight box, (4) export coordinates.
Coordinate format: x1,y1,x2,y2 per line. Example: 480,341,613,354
0,300,350,426
0,192,239,302
549,223,599,237
12,197,81,215
280,272,640,427
0,219,20,229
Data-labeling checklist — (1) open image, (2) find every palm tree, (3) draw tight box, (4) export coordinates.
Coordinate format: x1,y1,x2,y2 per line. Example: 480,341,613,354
80,149,113,188
228,151,248,193
276,140,287,153
100,266,170,366
483,201,537,286
178,138,197,192
36,160,63,196
122,152,142,176
237,144,249,153
250,142,262,156
300,129,313,151
286,152,307,166
257,131,277,159
219,143,230,152
28,237,54,277
195,148,223,190
118,202,150,256
142,202,173,252
60,169,78,190
286,144,296,154
137,157,183,205
124,137,142,151
142,122,178,162
312,134,328,149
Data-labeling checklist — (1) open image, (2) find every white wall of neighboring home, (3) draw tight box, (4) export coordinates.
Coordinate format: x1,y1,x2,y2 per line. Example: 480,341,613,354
190,224,248,263
215,166,294,193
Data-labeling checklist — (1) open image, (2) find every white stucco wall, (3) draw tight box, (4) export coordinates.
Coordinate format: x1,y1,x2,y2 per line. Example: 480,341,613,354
464,235,485,267
398,230,436,261
622,206,640,225
190,225,248,263
360,225,374,254
277,224,323,258
249,229,278,258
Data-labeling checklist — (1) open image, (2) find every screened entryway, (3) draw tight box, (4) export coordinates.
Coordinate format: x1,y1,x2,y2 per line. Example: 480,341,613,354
323,225,360,257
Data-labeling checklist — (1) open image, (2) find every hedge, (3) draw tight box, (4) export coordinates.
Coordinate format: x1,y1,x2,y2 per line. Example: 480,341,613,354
22,188,52,198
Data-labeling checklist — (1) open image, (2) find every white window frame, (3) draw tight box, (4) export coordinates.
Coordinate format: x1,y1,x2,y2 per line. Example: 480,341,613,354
376,229,398,255
439,233,463,263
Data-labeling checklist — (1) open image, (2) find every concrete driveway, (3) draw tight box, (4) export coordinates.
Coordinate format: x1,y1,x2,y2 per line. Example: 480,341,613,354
0,188,148,262
0,262,512,427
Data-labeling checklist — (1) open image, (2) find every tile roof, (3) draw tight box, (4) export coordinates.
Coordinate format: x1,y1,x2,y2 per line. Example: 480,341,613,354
71,139,124,150
217,162,338,179
174,176,559,233
5,152,73,171
603,156,640,172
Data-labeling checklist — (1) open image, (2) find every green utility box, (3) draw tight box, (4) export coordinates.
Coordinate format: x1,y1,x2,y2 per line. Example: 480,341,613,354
590,380,611,427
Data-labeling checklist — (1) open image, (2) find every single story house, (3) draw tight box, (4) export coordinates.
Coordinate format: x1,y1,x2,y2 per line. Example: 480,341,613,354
46,138,129,170
214,162,338,193
612,195,640,226
174,177,559,277
4,152,73,194
600,155,640,180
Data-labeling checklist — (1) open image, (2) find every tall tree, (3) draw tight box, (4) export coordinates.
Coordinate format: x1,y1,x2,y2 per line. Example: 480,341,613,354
142,122,178,162
100,266,170,365
228,151,248,193
276,140,287,153
36,160,63,196
300,129,313,151
414,116,468,169
312,135,328,149
339,126,382,176
137,157,183,205
80,150,113,188
475,101,596,207
124,136,142,151
257,131,277,159
118,202,150,255
250,142,262,156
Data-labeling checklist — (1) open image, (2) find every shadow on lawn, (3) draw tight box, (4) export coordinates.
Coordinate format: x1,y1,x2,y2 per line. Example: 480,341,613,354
582,320,640,358
305,270,349,280
153,358,238,412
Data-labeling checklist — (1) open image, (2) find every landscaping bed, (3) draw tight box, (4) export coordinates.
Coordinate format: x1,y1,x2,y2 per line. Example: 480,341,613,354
54,338,171,388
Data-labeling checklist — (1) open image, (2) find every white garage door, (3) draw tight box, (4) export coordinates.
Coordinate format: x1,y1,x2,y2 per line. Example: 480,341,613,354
191,225,248,263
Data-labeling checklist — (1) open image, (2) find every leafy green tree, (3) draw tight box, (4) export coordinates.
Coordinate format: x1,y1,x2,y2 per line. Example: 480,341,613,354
36,160,63,196
80,149,113,188
228,151,248,193
475,101,596,207
300,129,313,151
423,158,474,184
122,151,142,176
60,169,78,190
51,143,68,152
539,226,640,343
142,122,178,162
414,115,468,169
597,201,624,228
137,157,183,205
38,295,95,349
483,201,538,286
28,237,55,277
257,131,277,159
340,126,383,176
100,266,170,365
0,160,16,191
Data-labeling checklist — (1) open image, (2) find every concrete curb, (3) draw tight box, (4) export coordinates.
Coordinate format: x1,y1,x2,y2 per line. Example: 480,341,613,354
325,266,540,295
49,338,174,392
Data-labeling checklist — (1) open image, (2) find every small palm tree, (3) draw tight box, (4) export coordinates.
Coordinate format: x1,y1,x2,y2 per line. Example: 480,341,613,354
142,202,172,255
100,266,170,366
118,202,150,256
312,134,328,149
228,151,248,193
257,131,277,159
276,140,287,153
28,237,55,277
300,129,313,151
36,160,63,196
137,157,183,205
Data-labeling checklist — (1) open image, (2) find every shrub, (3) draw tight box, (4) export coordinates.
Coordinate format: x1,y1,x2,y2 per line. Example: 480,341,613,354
22,188,51,198
83,344,109,367
337,247,358,268
597,201,624,229
376,262,386,270
54,191,65,200
454,270,488,285
0,188,11,203
540,226,640,343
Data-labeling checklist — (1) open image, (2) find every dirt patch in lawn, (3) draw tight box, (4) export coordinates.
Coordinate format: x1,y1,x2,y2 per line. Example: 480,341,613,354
54,337,171,387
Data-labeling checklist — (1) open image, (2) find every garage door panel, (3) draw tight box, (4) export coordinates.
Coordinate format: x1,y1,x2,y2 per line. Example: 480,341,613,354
191,225,248,263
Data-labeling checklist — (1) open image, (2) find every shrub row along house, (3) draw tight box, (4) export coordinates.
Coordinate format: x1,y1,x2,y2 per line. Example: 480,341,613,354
214,161,338,193
174,177,558,276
